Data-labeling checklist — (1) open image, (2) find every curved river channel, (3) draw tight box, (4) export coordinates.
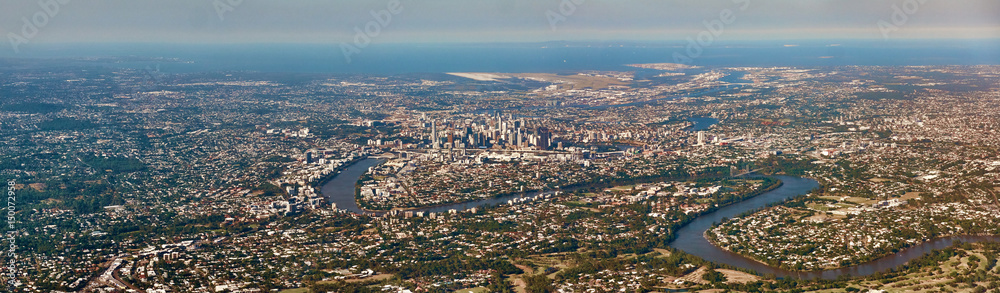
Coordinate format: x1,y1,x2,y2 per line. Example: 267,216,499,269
323,162,1000,279
667,175,1000,279
320,158,570,215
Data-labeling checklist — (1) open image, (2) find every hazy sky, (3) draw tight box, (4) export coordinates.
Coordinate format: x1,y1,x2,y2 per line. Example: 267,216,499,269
3,0,999,49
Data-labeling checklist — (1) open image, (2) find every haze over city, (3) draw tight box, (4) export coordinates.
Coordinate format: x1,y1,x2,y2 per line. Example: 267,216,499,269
1,1,999,293
3,0,1000,45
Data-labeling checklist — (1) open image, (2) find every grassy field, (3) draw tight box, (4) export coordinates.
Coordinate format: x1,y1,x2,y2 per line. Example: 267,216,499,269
901,192,923,200
455,287,489,293
610,185,636,191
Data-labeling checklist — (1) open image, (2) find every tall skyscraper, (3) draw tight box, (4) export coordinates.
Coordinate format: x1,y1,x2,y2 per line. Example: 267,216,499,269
496,112,503,132
697,131,706,146
431,121,439,149
537,127,551,150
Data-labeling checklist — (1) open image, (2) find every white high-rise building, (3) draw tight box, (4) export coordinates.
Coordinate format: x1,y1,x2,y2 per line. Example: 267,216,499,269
697,131,706,146
431,121,439,149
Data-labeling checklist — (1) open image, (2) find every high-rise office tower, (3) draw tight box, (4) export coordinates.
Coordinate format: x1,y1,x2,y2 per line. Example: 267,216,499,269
431,121,439,149
537,127,551,150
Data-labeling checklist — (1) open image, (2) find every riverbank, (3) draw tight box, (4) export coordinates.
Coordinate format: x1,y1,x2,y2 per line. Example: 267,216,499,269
351,169,753,214
708,228,1000,273
311,156,367,188
319,158,387,214
347,115,725,212
669,174,1000,280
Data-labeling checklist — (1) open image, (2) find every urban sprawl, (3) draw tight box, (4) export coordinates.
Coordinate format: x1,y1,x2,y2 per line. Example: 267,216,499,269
1,61,999,292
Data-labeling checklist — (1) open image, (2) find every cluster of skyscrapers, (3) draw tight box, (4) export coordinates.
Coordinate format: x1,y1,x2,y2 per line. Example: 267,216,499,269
425,112,551,150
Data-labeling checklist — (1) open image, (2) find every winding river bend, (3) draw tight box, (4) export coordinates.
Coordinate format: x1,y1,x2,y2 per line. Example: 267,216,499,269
320,158,570,215
322,116,997,279
323,160,1000,279
319,158,385,214
668,175,1000,279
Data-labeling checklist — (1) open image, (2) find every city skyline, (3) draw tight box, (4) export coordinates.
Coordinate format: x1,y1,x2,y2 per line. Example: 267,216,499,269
2,1,999,292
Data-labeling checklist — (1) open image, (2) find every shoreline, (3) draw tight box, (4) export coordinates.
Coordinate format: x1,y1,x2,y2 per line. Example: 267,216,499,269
312,156,368,189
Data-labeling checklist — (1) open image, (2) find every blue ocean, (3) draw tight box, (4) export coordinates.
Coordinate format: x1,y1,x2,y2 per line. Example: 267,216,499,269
3,39,999,74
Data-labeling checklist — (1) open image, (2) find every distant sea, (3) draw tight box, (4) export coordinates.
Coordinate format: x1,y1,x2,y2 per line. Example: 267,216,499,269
3,39,999,74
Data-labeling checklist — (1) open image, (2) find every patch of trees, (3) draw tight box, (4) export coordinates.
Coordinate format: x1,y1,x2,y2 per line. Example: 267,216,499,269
38,118,97,131
539,239,580,254
759,156,819,176
702,268,727,283
310,279,384,293
487,271,515,293
393,256,521,279
524,274,556,293
81,155,146,173
1,102,65,113
253,183,284,197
